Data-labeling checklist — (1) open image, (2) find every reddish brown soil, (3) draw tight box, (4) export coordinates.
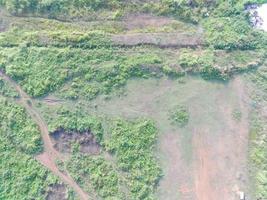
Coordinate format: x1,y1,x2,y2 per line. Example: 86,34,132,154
157,77,249,200
50,129,101,155
46,184,67,200
193,77,249,200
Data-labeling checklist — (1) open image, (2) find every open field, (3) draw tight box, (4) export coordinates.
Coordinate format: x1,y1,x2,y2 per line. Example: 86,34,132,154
1,1,267,199
78,76,250,200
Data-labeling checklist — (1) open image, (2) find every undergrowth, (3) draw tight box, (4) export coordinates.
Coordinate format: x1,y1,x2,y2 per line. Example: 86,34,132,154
0,96,60,200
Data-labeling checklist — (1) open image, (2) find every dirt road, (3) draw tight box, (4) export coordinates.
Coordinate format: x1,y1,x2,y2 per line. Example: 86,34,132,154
0,70,89,200
193,77,249,200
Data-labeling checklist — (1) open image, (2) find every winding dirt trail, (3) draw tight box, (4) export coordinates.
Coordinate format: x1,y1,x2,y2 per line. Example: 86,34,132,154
0,70,90,200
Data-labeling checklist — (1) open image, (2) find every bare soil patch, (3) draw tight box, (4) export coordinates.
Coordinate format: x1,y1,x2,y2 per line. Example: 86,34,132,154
123,14,176,30
112,32,203,48
50,128,101,155
46,184,67,200
192,77,250,200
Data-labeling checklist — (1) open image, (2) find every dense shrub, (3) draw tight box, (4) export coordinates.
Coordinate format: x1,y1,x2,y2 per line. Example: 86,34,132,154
0,0,122,16
0,77,19,98
106,119,162,199
67,155,121,199
0,97,42,154
169,105,189,127
203,16,266,50
48,108,103,143
0,96,59,199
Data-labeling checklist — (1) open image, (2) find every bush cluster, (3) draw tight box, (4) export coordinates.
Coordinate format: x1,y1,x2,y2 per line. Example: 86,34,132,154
169,105,189,127
67,155,121,199
0,96,59,199
106,119,162,199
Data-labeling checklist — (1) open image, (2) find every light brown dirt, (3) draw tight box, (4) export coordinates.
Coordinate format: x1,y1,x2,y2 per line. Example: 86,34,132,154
158,133,196,200
123,14,176,30
0,70,90,200
193,77,249,200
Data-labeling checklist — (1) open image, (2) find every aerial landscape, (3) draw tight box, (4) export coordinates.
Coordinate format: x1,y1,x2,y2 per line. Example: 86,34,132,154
0,0,267,200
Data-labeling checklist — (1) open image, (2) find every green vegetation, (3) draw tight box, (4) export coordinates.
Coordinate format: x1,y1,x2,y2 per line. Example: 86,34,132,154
0,0,122,16
247,66,267,199
67,155,122,199
0,96,60,199
0,77,19,98
1,0,267,199
178,48,226,80
0,148,59,200
203,16,267,50
0,97,42,154
47,108,103,143
41,104,161,199
232,109,242,122
106,119,161,199
169,105,189,127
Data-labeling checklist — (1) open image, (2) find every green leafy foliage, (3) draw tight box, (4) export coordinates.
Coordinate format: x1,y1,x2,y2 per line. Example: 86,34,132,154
106,119,162,199
203,16,267,50
0,97,42,154
247,66,267,199
67,155,122,199
0,148,59,200
169,105,189,127
1,46,162,98
0,77,19,98
0,0,122,16
48,108,103,143
178,49,229,80
0,96,59,200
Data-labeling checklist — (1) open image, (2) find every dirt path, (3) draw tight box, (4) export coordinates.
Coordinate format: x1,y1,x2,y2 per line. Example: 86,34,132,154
193,77,250,200
0,70,90,200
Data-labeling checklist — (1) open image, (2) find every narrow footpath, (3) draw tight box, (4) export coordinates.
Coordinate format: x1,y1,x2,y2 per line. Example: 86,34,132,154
0,70,90,200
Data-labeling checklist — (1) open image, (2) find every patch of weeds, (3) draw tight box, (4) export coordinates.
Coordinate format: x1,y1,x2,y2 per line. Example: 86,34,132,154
66,155,122,199
232,108,242,122
105,118,162,199
0,77,19,98
169,105,189,127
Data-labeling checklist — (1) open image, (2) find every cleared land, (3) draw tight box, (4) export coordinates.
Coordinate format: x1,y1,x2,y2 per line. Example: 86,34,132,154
58,76,250,200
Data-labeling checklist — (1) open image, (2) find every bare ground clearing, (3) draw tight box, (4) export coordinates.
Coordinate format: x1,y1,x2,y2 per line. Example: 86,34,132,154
83,76,250,200
122,14,180,30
